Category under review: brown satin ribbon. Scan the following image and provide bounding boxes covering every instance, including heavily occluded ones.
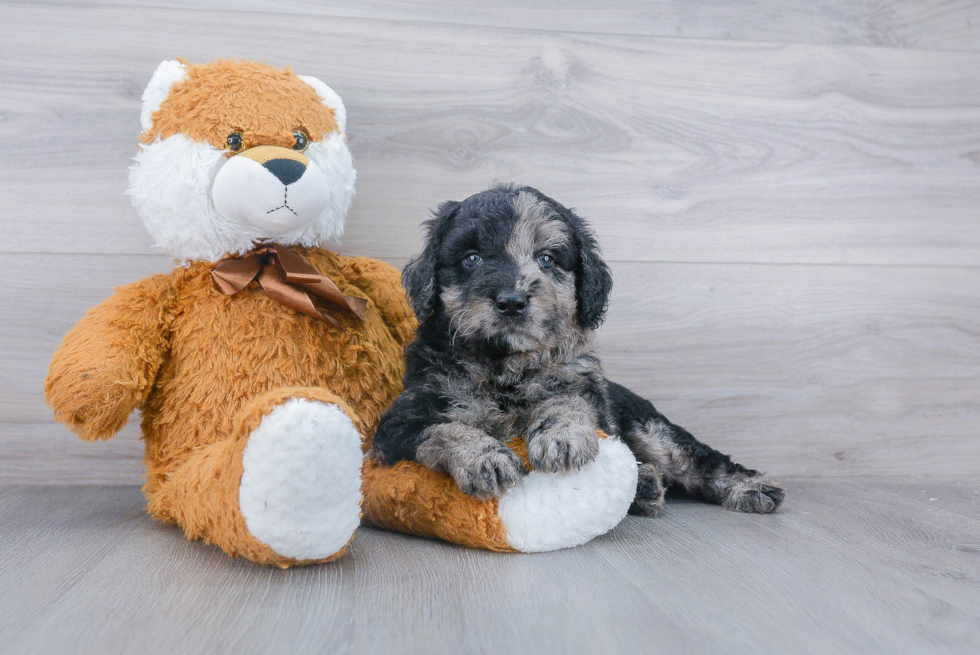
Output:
[211,245,368,327]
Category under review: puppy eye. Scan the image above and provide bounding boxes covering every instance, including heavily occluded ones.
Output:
[292,130,309,152]
[537,253,555,269]
[226,132,244,152]
[462,253,483,268]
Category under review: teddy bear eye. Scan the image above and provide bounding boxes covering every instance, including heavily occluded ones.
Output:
[292,130,309,152]
[226,132,243,152]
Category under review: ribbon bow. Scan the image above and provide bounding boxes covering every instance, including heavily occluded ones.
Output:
[211,245,368,327]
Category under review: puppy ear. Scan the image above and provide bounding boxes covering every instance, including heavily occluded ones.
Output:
[571,212,613,329]
[402,200,460,320]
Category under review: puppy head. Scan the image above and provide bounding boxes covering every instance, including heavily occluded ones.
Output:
[404,184,612,351]
[127,59,355,262]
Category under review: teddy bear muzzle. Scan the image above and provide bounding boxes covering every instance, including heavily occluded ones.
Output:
[211,144,331,234]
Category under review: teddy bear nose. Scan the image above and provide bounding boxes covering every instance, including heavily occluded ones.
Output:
[262,158,307,186]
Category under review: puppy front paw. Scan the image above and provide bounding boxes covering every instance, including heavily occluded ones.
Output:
[449,444,526,500]
[526,420,599,473]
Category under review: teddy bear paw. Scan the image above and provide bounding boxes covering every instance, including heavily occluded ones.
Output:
[497,437,638,552]
[239,398,363,560]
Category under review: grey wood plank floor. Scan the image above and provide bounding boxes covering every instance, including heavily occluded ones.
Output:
[1,478,978,654]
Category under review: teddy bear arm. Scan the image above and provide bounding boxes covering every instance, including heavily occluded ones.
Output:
[45,275,173,442]
[345,256,418,348]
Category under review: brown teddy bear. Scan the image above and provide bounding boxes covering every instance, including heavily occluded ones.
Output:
[45,59,638,567]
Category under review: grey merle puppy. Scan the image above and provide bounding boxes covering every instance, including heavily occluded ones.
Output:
[372,184,784,515]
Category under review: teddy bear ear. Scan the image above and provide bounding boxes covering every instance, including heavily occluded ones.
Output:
[298,75,347,134]
[140,60,188,133]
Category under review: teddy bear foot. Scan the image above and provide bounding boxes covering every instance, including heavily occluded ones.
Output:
[239,398,363,561]
[496,437,638,552]
[362,434,638,553]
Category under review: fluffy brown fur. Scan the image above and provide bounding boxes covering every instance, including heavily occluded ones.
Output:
[141,59,340,150]
[46,249,415,566]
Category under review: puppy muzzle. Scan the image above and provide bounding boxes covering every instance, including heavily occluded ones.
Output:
[211,145,330,235]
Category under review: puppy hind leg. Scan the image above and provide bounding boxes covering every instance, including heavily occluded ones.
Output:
[608,380,784,514]
[645,419,783,513]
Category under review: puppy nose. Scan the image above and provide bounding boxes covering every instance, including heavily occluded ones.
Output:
[262,158,306,186]
[494,291,528,317]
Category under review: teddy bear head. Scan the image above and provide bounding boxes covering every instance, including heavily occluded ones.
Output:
[128,59,356,262]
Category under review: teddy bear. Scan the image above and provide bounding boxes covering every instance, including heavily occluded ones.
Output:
[45,59,638,567]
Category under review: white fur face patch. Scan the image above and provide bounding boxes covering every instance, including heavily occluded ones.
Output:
[127,132,355,262]
[212,153,331,235]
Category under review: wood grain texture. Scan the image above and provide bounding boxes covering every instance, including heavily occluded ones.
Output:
[5,254,978,483]
[2,479,978,654]
[600,262,980,478]
[29,0,980,52]
[1,2,978,483]
[2,3,980,265]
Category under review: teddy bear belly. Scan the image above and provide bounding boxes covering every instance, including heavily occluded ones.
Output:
[139,293,406,490]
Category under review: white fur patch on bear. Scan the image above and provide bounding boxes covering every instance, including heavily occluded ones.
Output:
[304,133,356,240]
[498,437,638,553]
[140,60,187,132]
[239,399,363,561]
[127,132,354,262]
[298,75,347,133]
[211,155,331,234]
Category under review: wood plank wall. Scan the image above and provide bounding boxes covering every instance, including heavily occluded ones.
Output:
[2,1,978,483]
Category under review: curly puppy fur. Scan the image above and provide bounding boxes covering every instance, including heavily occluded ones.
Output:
[372,184,784,514]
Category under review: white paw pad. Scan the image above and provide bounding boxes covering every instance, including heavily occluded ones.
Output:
[239,399,362,560]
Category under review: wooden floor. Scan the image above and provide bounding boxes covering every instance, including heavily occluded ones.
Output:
[2,478,979,654]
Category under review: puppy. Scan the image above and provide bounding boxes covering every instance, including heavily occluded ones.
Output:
[372,184,784,515]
